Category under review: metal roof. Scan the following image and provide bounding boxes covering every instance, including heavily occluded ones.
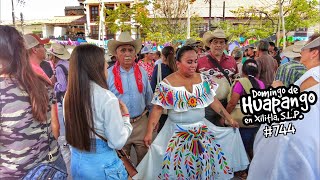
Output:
[44,15,86,25]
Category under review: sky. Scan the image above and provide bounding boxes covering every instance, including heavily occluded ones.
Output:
[0,0,80,22]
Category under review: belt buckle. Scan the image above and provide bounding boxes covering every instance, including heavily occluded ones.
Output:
[130,117,137,123]
[130,115,141,123]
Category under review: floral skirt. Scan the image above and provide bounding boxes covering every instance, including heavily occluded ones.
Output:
[133,119,249,180]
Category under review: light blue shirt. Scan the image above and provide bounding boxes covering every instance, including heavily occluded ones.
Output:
[108,65,153,118]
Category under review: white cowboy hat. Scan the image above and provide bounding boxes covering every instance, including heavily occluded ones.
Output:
[283,41,306,58]
[141,45,157,54]
[301,36,320,50]
[47,43,71,60]
[107,31,142,56]
[203,29,228,47]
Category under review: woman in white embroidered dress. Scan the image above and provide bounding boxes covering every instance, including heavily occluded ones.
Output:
[133,46,249,180]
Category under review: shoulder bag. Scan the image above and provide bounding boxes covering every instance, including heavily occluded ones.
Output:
[227,78,257,128]
[91,129,138,178]
[206,55,231,100]
[55,64,68,103]
[22,118,67,179]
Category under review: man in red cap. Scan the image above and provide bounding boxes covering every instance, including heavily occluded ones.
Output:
[24,34,53,84]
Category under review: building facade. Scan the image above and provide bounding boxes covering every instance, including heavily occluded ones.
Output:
[83,0,146,40]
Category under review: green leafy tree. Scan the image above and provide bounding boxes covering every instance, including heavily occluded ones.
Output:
[105,4,132,32]
[230,0,320,40]
[104,1,151,34]
[104,0,204,43]
[148,0,205,43]
[282,0,320,31]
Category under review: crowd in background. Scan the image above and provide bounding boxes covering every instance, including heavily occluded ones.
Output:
[1,24,319,180]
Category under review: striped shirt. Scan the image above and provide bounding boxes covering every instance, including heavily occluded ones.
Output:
[275,60,306,87]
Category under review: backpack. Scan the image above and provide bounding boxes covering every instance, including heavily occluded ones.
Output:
[56,64,68,103]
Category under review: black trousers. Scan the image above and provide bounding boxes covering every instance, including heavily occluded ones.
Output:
[204,99,228,126]
[157,114,168,133]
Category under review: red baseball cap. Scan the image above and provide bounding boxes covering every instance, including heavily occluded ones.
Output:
[24,33,50,49]
[28,34,50,45]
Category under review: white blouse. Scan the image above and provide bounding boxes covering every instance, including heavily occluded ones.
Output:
[90,82,132,150]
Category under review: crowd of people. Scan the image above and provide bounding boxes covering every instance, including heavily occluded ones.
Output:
[0,24,319,180]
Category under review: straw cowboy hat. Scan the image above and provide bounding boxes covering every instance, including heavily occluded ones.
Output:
[203,29,228,47]
[184,38,201,46]
[47,43,71,60]
[107,31,142,56]
[283,41,306,58]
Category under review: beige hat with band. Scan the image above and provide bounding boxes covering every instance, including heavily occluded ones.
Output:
[107,31,142,56]
[283,41,306,58]
[203,29,228,47]
[47,43,71,60]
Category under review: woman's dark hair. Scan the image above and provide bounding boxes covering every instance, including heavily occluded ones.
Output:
[175,47,180,56]
[242,59,260,89]
[138,53,144,61]
[64,44,107,151]
[176,46,197,62]
[0,25,49,122]
[155,51,161,59]
[308,33,320,60]
[162,46,177,72]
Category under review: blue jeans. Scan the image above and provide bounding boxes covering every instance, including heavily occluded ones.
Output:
[70,139,128,180]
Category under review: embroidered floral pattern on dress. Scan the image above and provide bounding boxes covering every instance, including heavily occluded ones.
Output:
[158,125,232,180]
[187,96,197,107]
[152,77,216,112]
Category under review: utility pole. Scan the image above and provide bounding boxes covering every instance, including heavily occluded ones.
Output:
[280,0,286,49]
[98,0,105,48]
[0,0,2,24]
[222,1,225,21]
[208,0,212,30]
[277,0,286,49]
[187,1,191,39]
[12,0,15,27]
[20,12,24,34]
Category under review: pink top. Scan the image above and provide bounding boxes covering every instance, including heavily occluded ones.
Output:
[138,59,155,81]
[31,61,52,85]
[233,78,265,96]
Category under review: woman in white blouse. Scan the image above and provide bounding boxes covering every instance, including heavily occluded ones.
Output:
[64,44,132,179]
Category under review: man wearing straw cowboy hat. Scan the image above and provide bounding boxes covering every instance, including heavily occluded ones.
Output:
[47,43,72,178]
[107,31,153,165]
[48,43,71,104]
[197,28,238,126]
[273,41,307,88]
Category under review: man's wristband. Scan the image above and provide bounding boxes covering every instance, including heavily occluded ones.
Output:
[122,113,130,117]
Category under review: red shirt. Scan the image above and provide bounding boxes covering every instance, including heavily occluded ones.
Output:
[197,52,238,80]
